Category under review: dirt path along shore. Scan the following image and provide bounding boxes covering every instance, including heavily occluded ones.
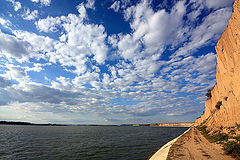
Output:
[167,128,234,160]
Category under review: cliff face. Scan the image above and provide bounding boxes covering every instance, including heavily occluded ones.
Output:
[195,0,240,135]
[155,123,194,127]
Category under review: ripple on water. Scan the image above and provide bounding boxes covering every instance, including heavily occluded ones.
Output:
[0,125,188,160]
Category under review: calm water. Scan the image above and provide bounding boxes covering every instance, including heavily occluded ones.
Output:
[0,125,188,160]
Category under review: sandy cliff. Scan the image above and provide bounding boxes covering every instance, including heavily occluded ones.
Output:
[154,123,194,127]
[195,0,240,135]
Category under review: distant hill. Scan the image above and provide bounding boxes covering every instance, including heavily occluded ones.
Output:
[0,121,58,126]
[132,123,194,127]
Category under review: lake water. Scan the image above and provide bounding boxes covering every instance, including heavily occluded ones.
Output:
[0,125,188,160]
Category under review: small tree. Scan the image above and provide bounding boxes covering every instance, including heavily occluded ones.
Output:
[206,89,212,98]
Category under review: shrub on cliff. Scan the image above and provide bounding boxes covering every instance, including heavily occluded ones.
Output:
[223,141,240,158]
[215,101,222,109]
[206,89,212,98]
[214,133,229,142]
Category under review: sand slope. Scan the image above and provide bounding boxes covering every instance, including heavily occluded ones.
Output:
[167,128,234,160]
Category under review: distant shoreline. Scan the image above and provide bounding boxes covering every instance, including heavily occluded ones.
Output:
[0,121,127,126]
[0,121,194,127]
[0,121,62,126]
[132,122,194,127]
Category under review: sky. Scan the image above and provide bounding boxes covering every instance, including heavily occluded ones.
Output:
[0,0,234,124]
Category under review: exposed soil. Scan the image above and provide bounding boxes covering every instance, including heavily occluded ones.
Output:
[167,128,234,160]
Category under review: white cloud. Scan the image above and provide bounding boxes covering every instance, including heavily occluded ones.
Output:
[110,1,120,12]
[105,0,189,89]
[0,17,11,27]
[35,16,61,32]
[24,64,43,72]
[14,1,21,11]
[30,0,51,6]
[72,72,99,87]
[30,0,39,3]
[205,0,234,10]
[13,30,55,54]
[21,8,38,20]
[76,3,87,19]
[116,0,188,62]
[173,7,232,58]
[7,0,22,11]
[108,34,119,48]
[85,0,95,9]
[0,81,118,119]
[0,76,11,88]
[0,30,31,59]
[134,0,186,54]
[0,29,54,63]
[166,52,217,92]
[110,0,131,13]
[2,63,30,83]
[35,8,108,73]
[117,34,140,60]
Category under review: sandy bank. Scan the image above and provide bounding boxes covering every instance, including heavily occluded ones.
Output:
[149,127,191,160]
[167,128,234,160]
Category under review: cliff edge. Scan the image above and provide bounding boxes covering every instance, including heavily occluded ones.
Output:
[195,0,240,136]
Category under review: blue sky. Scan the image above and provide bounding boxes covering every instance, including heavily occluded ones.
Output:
[0,0,234,124]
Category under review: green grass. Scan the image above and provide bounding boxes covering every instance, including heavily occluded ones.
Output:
[197,125,240,159]
[223,141,240,159]
[196,125,217,142]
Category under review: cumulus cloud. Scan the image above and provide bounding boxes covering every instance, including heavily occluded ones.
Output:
[0,29,54,63]
[110,1,120,12]
[13,30,55,54]
[204,0,234,10]
[0,31,31,59]
[72,72,99,87]
[35,5,108,74]
[117,34,140,60]
[111,0,188,65]
[104,0,189,89]
[21,8,38,20]
[8,83,82,105]
[0,17,12,27]
[35,16,61,32]
[6,0,21,11]
[2,63,30,83]
[30,0,51,6]
[173,7,232,58]
[76,3,87,19]
[165,52,217,93]
[0,80,118,117]
[85,0,95,9]
[0,76,12,88]
[129,0,186,53]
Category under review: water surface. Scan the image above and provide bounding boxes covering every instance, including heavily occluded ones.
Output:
[0,125,188,160]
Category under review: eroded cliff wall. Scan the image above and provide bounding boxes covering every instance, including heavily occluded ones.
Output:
[195,0,240,135]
